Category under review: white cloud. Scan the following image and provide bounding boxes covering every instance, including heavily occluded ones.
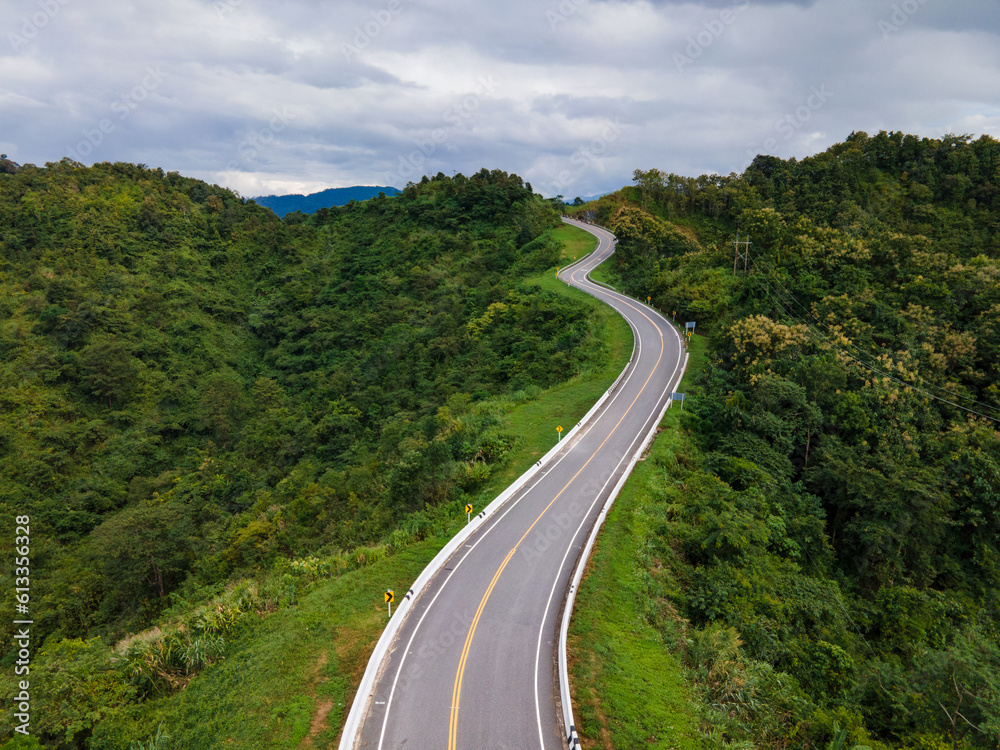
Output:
[0,0,997,196]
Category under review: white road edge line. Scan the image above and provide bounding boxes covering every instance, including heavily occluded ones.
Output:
[554,219,690,750]
[374,335,641,750]
[374,243,647,747]
[375,291,645,748]
[533,298,680,749]
[340,221,640,750]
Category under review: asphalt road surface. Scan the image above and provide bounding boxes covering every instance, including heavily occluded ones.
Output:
[353,218,685,749]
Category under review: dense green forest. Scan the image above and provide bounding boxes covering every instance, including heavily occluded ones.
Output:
[4,131,999,749]
[0,162,607,747]
[572,131,1000,748]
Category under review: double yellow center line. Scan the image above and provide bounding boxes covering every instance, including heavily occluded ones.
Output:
[447,278,667,749]
[448,547,515,747]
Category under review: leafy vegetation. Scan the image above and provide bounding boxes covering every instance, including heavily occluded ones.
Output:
[570,334,709,750]
[571,131,1000,749]
[0,162,626,747]
[4,128,998,749]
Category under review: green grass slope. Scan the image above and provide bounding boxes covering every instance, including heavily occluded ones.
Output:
[0,220,633,749]
[569,132,1000,750]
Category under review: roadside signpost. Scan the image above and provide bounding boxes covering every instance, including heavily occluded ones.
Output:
[385,589,394,617]
[671,392,686,410]
[465,504,473,524]
[556,425,563,442]
[685,321,696,348]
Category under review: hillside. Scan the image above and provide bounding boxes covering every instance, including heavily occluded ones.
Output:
[252,185,402,217]
[570,131,1000,749]
[0,162,619,747]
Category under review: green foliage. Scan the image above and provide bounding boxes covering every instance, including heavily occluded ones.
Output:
[588,132,1000,748]
[78,336,140,407]
[0,163,582,638]
[0,163,626,747]
[20,638,135,748]
[0,737,45,750]
[129,724,168,750]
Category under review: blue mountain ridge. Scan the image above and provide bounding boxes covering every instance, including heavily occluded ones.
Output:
[252,185,401,217]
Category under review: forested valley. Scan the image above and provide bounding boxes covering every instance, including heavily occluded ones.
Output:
[3,131,999,750]
[571,131,1000,749]
[0,162,605,747]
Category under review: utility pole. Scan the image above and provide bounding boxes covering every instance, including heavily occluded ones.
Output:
[734,234,751,275]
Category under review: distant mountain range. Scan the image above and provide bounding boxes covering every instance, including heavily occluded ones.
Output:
[252,185,401,217]
[564,193,609,205]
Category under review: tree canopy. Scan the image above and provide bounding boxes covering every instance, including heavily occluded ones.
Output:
[575,131,1000,749]
[0,162,590,646]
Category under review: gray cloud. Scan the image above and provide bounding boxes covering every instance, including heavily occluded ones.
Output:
[1,0,997,198]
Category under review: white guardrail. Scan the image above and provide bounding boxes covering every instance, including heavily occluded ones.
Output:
[556,218,689,749]
[338,222,688,750]
[558,304,688,749]
[338,256,636,748]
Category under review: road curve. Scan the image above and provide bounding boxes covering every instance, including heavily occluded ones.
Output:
[348,218,686,749]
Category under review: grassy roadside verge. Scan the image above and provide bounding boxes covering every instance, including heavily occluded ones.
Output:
[587,261,617,289]
[552,221,601,266]
[568,333,709,750]
[492,224,634,488]
[89,223,635,750]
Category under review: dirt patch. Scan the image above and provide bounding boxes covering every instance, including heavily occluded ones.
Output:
[301,699,334,747]
[310,650,329,679]
[298,650,333,748]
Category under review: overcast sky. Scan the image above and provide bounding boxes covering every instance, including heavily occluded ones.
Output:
[2,0,999,199]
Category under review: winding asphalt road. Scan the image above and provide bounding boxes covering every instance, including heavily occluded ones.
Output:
[350,219,686,749]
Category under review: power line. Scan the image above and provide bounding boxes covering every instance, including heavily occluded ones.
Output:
[750,256,1000,418]
[749,258,970,391]
[733,234,751,275]
[741,259,1000,424]
[749,263,1000,422]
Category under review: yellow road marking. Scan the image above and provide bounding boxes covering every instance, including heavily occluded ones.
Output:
[448,242,671,748]
[449,547,516,749]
